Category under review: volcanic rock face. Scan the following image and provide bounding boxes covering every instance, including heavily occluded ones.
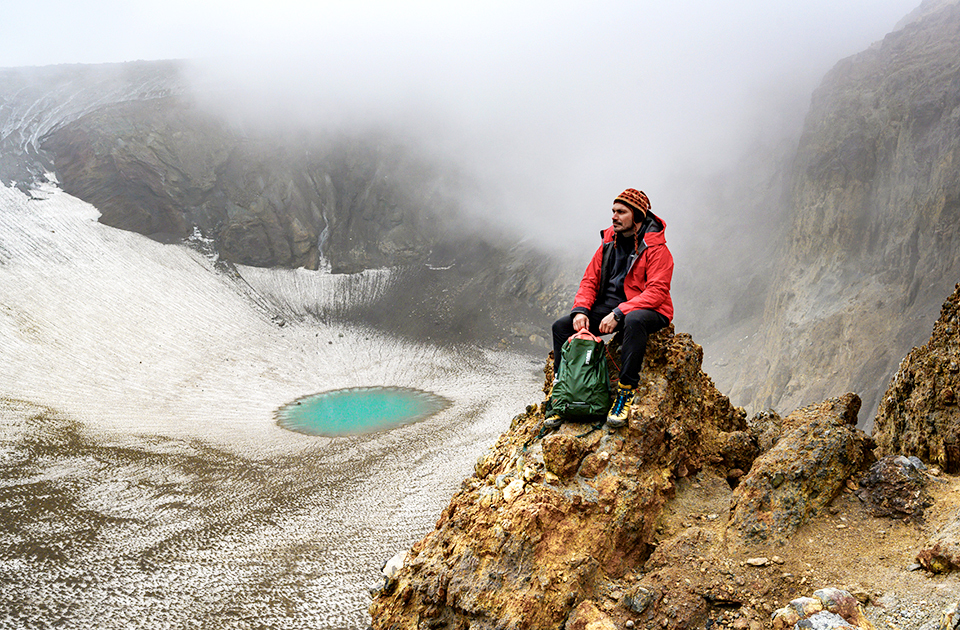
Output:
[40,98,446,272]
[873,284,960,470]
[725,3,960,423]
[369,327,746,629]
[0,62,184,188]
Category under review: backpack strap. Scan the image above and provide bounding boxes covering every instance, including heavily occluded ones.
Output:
[575,420,607,439]
[604,344,621,374]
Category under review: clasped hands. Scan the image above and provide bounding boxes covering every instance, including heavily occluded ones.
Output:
[572,312,619,335]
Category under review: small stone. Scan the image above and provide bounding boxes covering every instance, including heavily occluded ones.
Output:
[771,556,785,564]
[477,485,501,508]
[790,596,823,616]
[622,586,656,614]
[797,611,850,629]
[503,478,526,503]
[849,589,870,604]
[771,607,800,630]
[746,557,770,567]
[907,563,923,571]
[939,602,959,630]
[382,550,408,580]
[813,588,858,618]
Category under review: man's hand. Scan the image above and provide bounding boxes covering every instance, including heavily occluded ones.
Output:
[572,313,589,332]
[599,312,618,334]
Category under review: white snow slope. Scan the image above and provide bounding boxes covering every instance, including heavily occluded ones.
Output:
[0,182,542,629]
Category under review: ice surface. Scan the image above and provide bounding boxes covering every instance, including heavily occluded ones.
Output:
[0,183,542,628]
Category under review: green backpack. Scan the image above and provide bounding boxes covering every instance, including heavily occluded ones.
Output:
[550,330,611,417]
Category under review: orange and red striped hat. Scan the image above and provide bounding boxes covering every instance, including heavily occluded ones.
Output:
[614,188,650,219]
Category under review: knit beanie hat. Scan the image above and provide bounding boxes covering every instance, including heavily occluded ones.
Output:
[614,188,650,219]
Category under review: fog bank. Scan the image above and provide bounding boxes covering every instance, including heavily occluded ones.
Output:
[172,1,922,253]
[1,1,923,251]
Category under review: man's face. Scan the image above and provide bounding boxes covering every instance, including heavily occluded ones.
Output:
[611,202,636,235]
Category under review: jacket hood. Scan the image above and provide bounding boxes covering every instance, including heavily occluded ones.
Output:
[600,211,667,248]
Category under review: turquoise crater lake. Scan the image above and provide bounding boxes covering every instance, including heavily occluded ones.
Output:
[276,387,451,437]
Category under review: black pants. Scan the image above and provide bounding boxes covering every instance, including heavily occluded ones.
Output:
[551,309,669,388]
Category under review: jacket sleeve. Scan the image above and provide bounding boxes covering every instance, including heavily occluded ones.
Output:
[618,243,673,314]
[571,245,604,312]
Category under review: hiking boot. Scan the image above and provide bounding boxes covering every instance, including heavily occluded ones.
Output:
[606,383,636,428]
[544,412,563,429]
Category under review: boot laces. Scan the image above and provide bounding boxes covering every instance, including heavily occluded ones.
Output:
[611,390,630,415]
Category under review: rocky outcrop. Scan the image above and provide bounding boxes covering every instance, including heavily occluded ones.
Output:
[365,287,960,630]
[369,326,747,629]
[873,284,960,469]
[724,3,960,423]
[367,324,888,629]
[727,393,871,545]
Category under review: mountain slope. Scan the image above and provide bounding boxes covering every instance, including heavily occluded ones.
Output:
[723,2,960,425]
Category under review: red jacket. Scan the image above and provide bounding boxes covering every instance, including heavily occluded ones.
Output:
[572,211,674,321]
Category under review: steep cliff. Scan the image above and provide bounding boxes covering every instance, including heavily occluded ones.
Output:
[722,2,960,424]
[0,62,183,188]
[873,283,960,469]
[39,97,451,273]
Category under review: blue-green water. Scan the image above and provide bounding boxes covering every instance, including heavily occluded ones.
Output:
[276,387,450,437]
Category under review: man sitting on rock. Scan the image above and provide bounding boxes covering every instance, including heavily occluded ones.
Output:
[546,188,674,429]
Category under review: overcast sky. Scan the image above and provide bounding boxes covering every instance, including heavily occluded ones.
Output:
[1,0,926,250]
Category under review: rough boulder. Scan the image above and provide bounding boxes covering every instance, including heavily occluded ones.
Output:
[728,393,873,545]
[856,455,933,521]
